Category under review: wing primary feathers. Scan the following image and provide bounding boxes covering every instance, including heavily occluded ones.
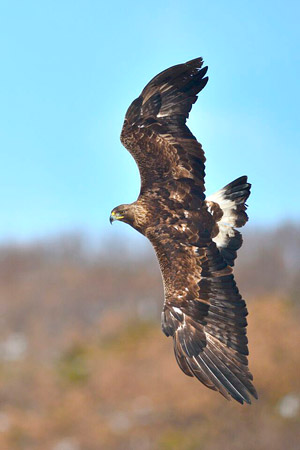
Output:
[200,352,250,404]
[189,355,231,400]
[204,347,253,403]
[207,335,258,397]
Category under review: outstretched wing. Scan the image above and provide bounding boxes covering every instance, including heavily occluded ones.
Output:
[121,57,208,196]
[147,221,257,404]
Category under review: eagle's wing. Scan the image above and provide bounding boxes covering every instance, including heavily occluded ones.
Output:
[146,221,257,404]
[121,57,208,195]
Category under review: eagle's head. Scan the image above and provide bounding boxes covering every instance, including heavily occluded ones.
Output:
[110,204,136,226]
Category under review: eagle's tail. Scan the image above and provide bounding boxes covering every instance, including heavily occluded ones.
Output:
[206,176,251,266]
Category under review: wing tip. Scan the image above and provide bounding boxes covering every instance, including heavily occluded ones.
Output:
[185,56,206,68]
[173,328,258,405]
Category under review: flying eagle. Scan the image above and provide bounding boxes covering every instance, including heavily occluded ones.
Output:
[110,58,257,404]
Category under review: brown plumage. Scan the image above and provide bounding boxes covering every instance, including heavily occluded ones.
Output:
[110,58,257,404]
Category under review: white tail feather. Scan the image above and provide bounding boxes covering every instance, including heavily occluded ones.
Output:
[206,176,251,266]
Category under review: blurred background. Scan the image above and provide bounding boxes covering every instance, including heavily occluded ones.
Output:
[0,1,299,449]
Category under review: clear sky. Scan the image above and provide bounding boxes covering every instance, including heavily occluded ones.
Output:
[0,0,299,243]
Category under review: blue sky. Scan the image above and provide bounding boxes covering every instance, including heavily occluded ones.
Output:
[0,0,299,242]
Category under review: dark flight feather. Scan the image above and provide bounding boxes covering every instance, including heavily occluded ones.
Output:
[118,58,257,404]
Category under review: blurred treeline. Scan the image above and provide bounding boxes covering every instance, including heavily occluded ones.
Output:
[0,222,299,450]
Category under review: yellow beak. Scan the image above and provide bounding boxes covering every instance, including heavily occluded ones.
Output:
[109,211,124,224]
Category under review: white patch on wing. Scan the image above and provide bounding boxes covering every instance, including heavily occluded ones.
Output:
[178,313,186,331]
[157,112,169,118]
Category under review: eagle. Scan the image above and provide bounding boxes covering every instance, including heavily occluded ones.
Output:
[110,57,257,404]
